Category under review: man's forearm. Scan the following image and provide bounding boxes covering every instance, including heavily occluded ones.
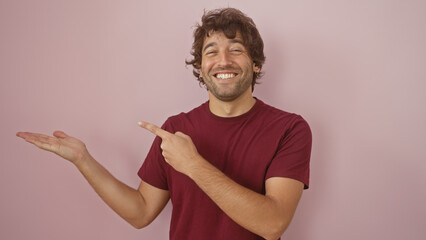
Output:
[187,157,295,240]
[74,155,148,228]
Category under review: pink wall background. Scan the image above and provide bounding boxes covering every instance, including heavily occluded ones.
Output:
[1,0,425,239]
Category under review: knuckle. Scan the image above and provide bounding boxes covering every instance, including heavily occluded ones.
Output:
[163,135,171,141]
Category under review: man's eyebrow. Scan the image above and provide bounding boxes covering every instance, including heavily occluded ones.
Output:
[203,39,245,52]
[203,42,216,52]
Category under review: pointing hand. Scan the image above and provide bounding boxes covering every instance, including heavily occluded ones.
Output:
[138,121,202,175]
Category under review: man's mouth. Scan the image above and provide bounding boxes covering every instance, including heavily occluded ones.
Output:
[214,73,238,79]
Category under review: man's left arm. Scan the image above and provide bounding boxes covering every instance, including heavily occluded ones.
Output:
[189,158,304,240]
[139,121,305,240]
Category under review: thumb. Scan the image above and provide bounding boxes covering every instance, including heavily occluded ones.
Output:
[53,131,68,139]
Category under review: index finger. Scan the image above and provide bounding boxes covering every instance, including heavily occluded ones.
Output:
[138,121,171,139]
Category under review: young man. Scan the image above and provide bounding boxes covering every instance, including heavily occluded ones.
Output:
[16,8,311,240]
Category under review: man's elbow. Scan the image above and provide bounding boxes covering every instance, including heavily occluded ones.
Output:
[262,229,285,240]
[127,217,152,229]
[130,222,146,229]
[261,219,291,240]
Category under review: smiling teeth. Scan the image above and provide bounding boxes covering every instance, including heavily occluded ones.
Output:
[216,73,236,79]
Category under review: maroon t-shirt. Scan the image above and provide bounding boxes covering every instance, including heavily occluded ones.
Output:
[138,99,312,240]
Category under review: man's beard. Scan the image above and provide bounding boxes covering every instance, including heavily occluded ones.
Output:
[204,73,253,102]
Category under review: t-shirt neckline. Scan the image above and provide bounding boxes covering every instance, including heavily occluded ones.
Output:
[202,97,263,122]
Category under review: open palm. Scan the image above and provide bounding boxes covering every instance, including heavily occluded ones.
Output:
[16,131,89,164]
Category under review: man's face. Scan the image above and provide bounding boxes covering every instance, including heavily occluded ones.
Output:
[200,31,259,102]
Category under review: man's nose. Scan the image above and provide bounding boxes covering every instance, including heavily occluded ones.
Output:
[217,51,233,67]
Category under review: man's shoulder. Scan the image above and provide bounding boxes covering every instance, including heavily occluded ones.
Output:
[257,99,301,119]
[162,101,208,130]
[169,101,207,120]
[256,99,310,131]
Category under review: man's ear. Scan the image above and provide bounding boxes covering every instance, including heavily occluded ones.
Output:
[253,64,260,73]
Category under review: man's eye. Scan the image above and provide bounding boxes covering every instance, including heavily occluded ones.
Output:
[231,49,242,53]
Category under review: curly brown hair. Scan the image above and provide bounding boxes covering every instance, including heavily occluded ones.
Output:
[185,8,266,89]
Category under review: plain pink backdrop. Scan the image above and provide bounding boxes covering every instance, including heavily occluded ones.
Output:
[1,0,425,239]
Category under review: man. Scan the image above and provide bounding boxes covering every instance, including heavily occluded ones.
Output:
[16,8,311,240]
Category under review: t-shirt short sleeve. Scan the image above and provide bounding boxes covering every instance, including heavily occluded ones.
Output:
[265,115,312,189]
[137,122,170,190]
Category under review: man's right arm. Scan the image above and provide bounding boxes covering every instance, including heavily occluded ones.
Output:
[16,130,169,228]
[76,155,170,228]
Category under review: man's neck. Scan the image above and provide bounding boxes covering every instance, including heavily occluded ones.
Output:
[208,91,256,118]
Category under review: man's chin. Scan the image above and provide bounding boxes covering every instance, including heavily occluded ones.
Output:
[209,90,240,102]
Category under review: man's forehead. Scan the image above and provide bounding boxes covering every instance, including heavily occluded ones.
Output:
[202,30,244,47]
